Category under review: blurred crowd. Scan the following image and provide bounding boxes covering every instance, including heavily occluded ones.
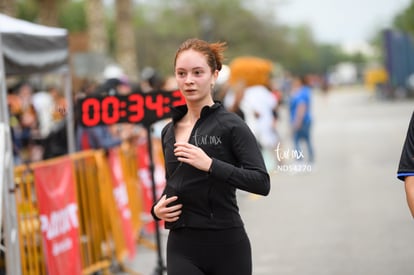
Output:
[6,65,179,165]
[7,60,317,170]
[215,57,316,170]
[7,81,68,164]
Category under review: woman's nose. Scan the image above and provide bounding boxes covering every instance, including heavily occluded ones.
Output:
[185,74,194,84]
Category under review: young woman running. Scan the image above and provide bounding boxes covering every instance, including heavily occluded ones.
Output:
[152,38,271,275]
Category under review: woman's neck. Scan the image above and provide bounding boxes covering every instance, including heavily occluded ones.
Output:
[185,98,214,123]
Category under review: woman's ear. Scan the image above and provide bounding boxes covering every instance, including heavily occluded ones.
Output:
[212,69,219,87]
[213,69,219,79]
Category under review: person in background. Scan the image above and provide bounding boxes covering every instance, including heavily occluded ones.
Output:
[239,82,278,170]
[151,38,270,275]
[289,75,314,164]
[32,86,54,139]
[397,111,414,218]
[223,57,279,170]
[138,67,166,93]
[33,85,68,159]
[8,81,39,164]
[76,122,125,151]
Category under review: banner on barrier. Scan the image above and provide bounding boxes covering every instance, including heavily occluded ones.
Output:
[33,157,82,275]
[108,149,136,259]
[136,138,166,233]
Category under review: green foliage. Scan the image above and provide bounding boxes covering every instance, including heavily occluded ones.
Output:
[393,1,414,36]
[127,0,360,76]
[16,0,38,21]
[16,0,86,31]
[15,0,377,76]
[368,1,414,64]
[58,1,87,32]
[132,0,300,75]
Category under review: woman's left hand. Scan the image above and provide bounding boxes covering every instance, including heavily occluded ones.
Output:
[174,142,212,172]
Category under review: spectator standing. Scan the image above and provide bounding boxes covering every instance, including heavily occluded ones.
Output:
[224,57,279,170]
[289,75,314,164]
[8,82,39,164]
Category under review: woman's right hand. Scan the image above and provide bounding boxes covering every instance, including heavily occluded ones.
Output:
[153,195,183,222]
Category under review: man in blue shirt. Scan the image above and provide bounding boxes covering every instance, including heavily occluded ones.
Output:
[289,75,314,163]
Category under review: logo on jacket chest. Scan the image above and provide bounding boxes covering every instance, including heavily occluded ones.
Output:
[193,133,222,146]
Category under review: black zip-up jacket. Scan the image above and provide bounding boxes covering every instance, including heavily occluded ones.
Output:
[153,102,270,230]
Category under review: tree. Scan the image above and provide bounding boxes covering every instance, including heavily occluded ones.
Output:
[115,0,138,81]
[132,0,293,76]
[11,0,355,78]
[58,1,87,32]
[86,0,108,54]
[38,0,59,26]
[393,1,414,37]
[16,0,37,21]
[0,0,16,16]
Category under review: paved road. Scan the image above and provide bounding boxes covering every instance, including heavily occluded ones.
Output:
[123,86,414,275]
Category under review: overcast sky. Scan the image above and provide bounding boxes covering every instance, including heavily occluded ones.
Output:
[274,0,411,45]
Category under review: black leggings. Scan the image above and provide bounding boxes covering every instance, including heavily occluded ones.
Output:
[166,227,252,275]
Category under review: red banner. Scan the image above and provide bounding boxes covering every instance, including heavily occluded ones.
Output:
[136,137,166,233]
[33,157,82,275]
[108,149,136,259]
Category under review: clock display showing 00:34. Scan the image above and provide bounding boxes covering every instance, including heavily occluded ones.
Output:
[78,90,186,127]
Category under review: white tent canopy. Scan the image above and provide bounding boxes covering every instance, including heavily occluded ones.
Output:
[0,13,66,35]
[0,13,69,75]
[0,14,73,274]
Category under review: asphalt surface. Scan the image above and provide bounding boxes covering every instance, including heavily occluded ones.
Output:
[121,86,414,275]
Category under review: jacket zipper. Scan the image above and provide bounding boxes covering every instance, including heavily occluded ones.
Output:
[169,120,200,191]
[174,111,215,219]
[194,125,214,219]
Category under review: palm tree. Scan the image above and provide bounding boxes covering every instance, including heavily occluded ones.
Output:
[115,0,138,81]
[86,0,108,54]
[38,0,59,26]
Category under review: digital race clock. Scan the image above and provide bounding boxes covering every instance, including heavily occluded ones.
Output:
[77,90,186,127]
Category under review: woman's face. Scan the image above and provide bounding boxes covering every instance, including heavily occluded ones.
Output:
[175,49,218,104]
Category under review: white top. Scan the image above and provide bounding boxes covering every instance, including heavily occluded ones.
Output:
[240,85,278,148]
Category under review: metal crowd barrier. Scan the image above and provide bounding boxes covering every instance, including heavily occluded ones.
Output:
[71,150,113,274]
[14,165,46,275]
[117,143,144,241]
[9,140,156,275]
